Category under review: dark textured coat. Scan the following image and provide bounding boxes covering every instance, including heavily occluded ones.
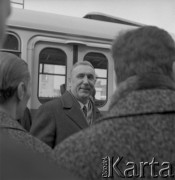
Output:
[30,91,101,148]
[0,111,52,158]
[54,89,175,180]
[0,114,80,180]
[17,107,32,131]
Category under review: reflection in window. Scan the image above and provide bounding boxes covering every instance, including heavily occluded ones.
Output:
[84,52,108,107]
[38,48,67,103]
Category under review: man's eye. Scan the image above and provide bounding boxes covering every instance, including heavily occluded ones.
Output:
[88,75,94,80]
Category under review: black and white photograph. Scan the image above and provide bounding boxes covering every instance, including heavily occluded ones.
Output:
[1,0,175,179]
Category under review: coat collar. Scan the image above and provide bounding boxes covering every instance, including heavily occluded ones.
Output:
[109,89,175,118]
[60,91,77,109]
[0,111,26,132]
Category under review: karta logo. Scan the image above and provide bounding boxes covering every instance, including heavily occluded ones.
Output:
[102,156,175,178]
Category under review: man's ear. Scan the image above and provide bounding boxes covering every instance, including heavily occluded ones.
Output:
[16,82,25,101]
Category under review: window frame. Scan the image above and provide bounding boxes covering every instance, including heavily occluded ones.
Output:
[1,31,21,57]
[37,47,67,103]
[84,51,108,107]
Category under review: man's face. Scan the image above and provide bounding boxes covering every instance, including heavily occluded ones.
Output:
[0,0,11,48]
[70,65,96,104]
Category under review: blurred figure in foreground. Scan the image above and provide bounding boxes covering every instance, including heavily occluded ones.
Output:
[0,2,80,178]
[0,131,80,180]
[54,26,175,180]
[0,0,48,153]
[0,52,52,156]
[0,0,11,48]
[0,52,80,180]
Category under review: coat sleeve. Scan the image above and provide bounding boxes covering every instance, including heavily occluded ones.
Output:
[30,103,56,148]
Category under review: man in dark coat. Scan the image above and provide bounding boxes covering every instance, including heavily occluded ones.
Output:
[54,26,175,180]
[30,61,101,148]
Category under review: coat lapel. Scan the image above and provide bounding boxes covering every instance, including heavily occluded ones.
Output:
[89,97,101,123]
[61,91,88,129]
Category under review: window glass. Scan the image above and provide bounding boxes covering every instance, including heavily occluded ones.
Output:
[12,0,24,3]
[3,34,19,50]
[95,68,107,78]
[38,48,67,103]
[43,64,65,74]
[84,52,108,107]
[39,75,65,97]
[95,78,107,100]
[1,33,21,57]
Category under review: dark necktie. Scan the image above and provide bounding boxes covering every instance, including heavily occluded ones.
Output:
[82,105,87,117]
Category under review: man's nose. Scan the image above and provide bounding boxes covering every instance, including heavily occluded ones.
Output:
[83,76,89,84]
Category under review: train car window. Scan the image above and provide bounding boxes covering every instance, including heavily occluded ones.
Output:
[1,32,21,57]
[38,48,67,103]
[84,52,108,107]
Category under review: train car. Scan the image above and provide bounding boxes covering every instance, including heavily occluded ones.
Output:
[2,8,140,115]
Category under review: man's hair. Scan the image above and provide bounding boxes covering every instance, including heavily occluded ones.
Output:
[72,61,94,71]
[112,26,175,84]
[0,52,30,103]
[71,61,95,76]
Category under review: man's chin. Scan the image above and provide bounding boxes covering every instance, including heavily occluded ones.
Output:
[79,93,90,99]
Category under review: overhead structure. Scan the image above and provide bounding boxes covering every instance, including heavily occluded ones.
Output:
[11,0,25,9]
[83,12,145,27]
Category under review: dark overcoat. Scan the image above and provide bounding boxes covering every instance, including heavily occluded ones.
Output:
[0,112,80,180]
[30,91,101,148]
[0,111,52,157]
